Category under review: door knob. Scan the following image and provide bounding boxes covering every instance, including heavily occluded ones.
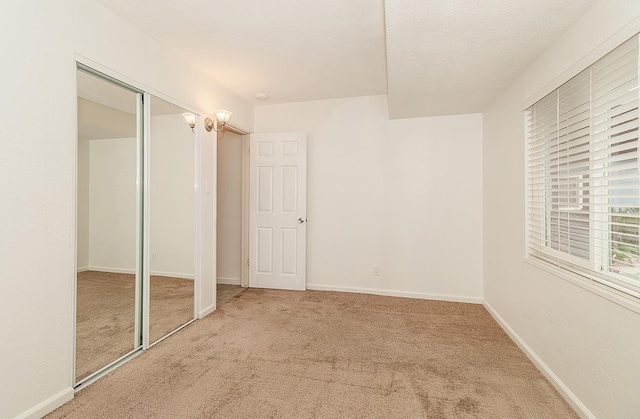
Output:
[297,218,307,224]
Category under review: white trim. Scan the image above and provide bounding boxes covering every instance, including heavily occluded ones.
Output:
[483,301,595,419]
[199,303,216,319]
[14,388,74,419]
[241,134,250,288]
[522,111,530,260]
[306,284,482,304]
[72,58,79,387]
[217,276,242,285]
[522,16,640,110]
[524,257,640,314]
[76,266,89,273]
[150,271,195,280]
[193,113,202,324]
[211,115,218,315]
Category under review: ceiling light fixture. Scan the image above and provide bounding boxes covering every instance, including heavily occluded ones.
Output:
[182,113,196,133]
[205,109,233,133]
[256,93,270,101]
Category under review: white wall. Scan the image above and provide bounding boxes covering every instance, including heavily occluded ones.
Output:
[150,113,195,278]
[482,1,640,417]
[255,95,483,301]
[0,0,251,417]
[216,132,243,284]
[77,139,90,270]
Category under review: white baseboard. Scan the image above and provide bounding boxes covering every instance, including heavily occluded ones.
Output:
[306,283,482,304]
[151,271,194,280]
[217,277,241,285]
[76,266,89,273]
[15,387,73,419]
[199,303,216,319]
[483,301,594,419]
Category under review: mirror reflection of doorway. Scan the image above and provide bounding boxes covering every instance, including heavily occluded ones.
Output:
[75,68,143,383]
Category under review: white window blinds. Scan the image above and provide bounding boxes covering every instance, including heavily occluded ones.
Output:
[526,35,640,298]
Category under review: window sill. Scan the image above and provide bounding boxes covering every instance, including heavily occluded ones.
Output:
[523,257,640,314]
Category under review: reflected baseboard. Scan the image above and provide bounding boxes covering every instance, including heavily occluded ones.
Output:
[151,271,194,280]
[85,266,136,275]
[217,277,241,285]
[78,266,194,280]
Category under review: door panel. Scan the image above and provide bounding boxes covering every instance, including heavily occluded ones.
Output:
[249,133,307,290]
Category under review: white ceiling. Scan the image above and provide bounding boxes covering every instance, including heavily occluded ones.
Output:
[97,0,597,118]
[385,0,598,118]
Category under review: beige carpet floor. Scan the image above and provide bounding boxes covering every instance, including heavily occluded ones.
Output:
[149,275,194,344]
[217,284,246,305]
[55,289,576,418]
[76,271,194,382]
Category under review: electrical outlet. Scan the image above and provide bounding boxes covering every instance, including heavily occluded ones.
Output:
[152,253,157,261]
[373,265,380,276]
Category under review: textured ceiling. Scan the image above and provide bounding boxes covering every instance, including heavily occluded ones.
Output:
[97,0,597,118]
[384,0,598,118]
[97,0,388,106]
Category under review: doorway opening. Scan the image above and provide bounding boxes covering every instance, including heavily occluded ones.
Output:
[216,131,249,305]
[215,131,308,300]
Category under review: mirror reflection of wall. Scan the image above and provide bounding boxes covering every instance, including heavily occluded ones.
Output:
[149,97,196,344]
[76,69,142,383]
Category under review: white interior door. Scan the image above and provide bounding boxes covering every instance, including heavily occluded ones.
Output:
[249,133,307,290]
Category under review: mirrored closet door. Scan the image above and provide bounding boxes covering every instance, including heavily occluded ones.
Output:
[75,66,198,385]
[148,96,196,344]
[75,67,143,383]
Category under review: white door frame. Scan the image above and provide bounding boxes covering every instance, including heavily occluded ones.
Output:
[241,134,250,287]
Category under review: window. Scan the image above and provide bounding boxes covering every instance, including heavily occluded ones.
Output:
[526,35,640,298]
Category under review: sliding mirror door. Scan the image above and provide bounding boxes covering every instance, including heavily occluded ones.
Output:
[76,68,143,383]
[148,96,196,344]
